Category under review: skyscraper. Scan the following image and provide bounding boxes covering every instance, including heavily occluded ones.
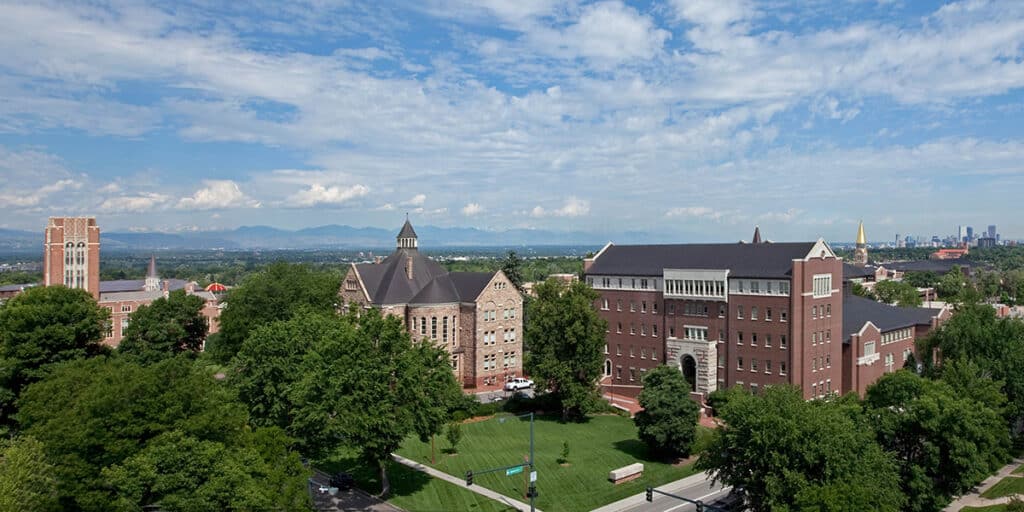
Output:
[989,225,997,239]
[43,217,100,299]
[967,226,974,241]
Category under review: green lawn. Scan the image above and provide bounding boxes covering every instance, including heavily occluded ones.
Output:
[319,452,517,512]
[397,414,703,512]
[982,476,1024,499]
[961,505,1008,512]
[1014,464,1024,475]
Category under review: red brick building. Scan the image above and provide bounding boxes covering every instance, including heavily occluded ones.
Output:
[338,220,523,391]
[43,217,100,299]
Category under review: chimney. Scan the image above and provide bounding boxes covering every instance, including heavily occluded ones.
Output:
[406,256,413,279]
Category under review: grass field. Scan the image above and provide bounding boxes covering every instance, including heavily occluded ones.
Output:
[961,505,1009,512]
[981,476,1024,499]
[1015,464,1024,475]
[396,413,704,512]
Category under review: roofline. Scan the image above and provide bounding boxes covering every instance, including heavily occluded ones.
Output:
[589,241,614,262]
[349,263,372,303]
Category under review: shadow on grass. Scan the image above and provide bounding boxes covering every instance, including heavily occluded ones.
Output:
[611,439,678,464]
[316,452,431,499]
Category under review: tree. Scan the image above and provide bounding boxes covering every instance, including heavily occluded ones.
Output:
[0,286,108,425]
[696,386,904,512]
[501,251,525,291]
[851,281,874,299]
[873,279,923,307]
[524,279,607,421]
[634,366,701,459]
[0,436,58,512]
[16,356,309,510]
[117,290,208,364]
[865,370,1010,512]
[903,271,939,289]
[210,262,340,362]
[559,441,570,464]
[236,308,461,498]
[446,422,462,454]
[937,265,968,301]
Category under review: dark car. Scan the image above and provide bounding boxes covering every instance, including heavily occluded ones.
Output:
[329,472,355,491]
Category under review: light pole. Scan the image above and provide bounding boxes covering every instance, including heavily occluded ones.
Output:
[499,412,535,512]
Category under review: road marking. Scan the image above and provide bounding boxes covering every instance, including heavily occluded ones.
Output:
[662,488,731,512]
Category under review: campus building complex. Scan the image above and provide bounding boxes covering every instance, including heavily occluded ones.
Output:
[584,227,948,401]
[338,220,523,391]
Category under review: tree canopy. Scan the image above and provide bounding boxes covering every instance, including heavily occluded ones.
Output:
[16,356,308,511]
[0,286,108,425]
[500,251,524,291]
[117,289,207,364]
[873,279,923,307]
[232,307,461,498]
[634,365,701,459]
[865,370,1010,512]
[0,436,58,512]
[524,278,607,421]
[696,386,904,512]
[211,262,340,362]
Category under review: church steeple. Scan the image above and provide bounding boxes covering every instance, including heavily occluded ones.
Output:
[397,216,418,250]
[853,220,868,267]
[144,255,160,291]
[752,226,762,244]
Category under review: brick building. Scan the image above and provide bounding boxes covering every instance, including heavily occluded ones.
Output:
[584,227,949,401]
[338,220,523,391]
[43,216,100,299]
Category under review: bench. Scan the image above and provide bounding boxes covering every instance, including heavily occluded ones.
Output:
[608,463,644,484]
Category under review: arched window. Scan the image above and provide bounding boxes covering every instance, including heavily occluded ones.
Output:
[604,359,612,377]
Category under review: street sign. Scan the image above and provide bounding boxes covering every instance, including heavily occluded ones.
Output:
[530,471,537,483]
[506,466,524,476]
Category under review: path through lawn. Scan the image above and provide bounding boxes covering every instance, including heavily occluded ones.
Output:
[397,414,702,512]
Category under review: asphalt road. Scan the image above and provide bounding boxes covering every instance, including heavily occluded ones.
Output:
[614,475,739,512]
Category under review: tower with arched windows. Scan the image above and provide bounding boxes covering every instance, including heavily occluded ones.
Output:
[43,217,100,299]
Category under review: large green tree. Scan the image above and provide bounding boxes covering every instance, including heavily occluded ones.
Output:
[0,436,58,512]
[873,279,923,307]
[501,250,524,291]
[17,356,308,510]
[0,286,108,424]
[233,308,460,498]
[211,262,340,362]
[937,265,969,300]
[524,279,607,421]
[634,365,700,459]
[865,369,1010,512]
[697,386,904,512]
[117,290,207,364]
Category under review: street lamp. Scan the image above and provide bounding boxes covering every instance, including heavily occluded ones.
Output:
[499,412,536,512]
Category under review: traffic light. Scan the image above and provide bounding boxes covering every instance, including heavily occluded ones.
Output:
[465,471,473,486]
[646,487,653,502]
[527,485,538,499]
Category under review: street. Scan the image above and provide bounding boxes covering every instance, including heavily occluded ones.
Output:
[594,471,740,512]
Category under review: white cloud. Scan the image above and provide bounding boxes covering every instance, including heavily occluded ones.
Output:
[286,183,369,207]
[177,180,261,210]
[532,197,590,217]
[99,192,172,213]
[0,179,79,207]
[461,202,483,216]
[404,194,427,206]
[665,206,727,220]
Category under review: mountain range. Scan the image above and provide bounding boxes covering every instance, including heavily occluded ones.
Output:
[0,225,662,251]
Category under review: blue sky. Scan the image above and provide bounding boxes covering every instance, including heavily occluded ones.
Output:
[1,0,1023,242]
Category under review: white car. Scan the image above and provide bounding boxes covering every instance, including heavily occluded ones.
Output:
[504,377,534,391]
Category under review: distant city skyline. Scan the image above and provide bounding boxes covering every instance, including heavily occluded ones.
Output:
[1,1,1023,242]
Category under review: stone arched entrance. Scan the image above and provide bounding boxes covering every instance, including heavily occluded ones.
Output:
[681,354,697,392]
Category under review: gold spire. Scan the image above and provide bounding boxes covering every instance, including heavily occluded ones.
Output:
[856,220,866,246]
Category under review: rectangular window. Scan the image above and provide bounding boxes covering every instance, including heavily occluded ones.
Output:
[719,305,726,318]
[751,333,758,346]
[431,317,437,339]
[668,303,675,314]
[652,302,658,314]
[616,322,622,334]
[641,300,647,313]
[630,301,636,312]
[780,361,788,375]
[641,347,647,359]
[813,274,832,298]
[630,345,635,357]
[737,306,744,320]
[780,281,790,295]
[121,304,132,312]
[781,309,788,322]
[781,334,788,349]
[737,331,744,344]
[864,341,876,357]
[669,326,675,337]
[750,281,760,293]
[652,324,658,337]
[652,348,658,360]
[443,317,449,343]
[765,360,772,373]
[616,344,622,356]
[751,307,758,320]
[765,308,772,321]
[617,300,622,311]
[765,334,772,347]
[826,304,832,317]
[737,356,744,370]
[751,358,759,372]
[718,354,725,367]
[630,323,636,335]
[641,324,646,336]
[640,279,648,289]
[812,306,818,319]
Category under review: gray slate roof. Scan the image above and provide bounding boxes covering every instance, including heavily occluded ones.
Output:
[397,219,417,239]
[99,279,189,293]
[881,259,970,274]
[842,294,940,343]
[586,242,816,279]
[0,283,36,292]
[356,249,449,304]
[843,263,876,280]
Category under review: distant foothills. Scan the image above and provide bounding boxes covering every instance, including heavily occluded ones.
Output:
[0,224,642,251]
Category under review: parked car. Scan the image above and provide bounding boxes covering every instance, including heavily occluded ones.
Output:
[504,377,534,391]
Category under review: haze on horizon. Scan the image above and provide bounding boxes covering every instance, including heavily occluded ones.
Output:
[1,0,1023,242]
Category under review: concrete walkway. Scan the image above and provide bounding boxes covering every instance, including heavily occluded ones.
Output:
[391,454,541,512]
[944,457,1024,511]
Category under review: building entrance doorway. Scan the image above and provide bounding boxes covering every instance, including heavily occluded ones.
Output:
[681,355,697,392]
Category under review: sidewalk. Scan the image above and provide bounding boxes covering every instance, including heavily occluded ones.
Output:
[590,470,723,512]
[391,453,542,512]
[943,457,1024,511]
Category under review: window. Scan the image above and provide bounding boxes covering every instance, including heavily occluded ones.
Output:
[737,331,744,344]
[652,324,658,337]
[737,306,744,320]
[104,321,113,338]
[864,341,876,357]
[751,358,759,372]
[826,330,831,342]
[641,300,647,313]
[751,333,758,346]
[812,306,817,319]
[641,324,646,336]
[780,334,788,349]
[630,323,636,335]
[765,334,772,347]
[885,353,895,372]
[640,279,648,289]
[652,302,658,314]
[616,344,622,356]
[601,299,609,310]
[630,345,635,357]
[641,347,647,359]
[605,344,609,354]
[718,329,724,342]
[616,366,622,379]
[616,322,622,334]
[750,281,760,293]
[719,305,726,318]
[443,317,449,343]
[420,317,427,336]
[652,347,658,360]
[668,303,675,315]
[452,356,458,370]
[751,307,758,320]
[751,383,759,394]
[431,317,437,339]
[630,301,636,312]
[781,309,788,322]
[629,368,637,381]
[825,354,831,367]
[826,304,832,317]
[669,326,675,337]
[813,274,832,298]
[121,304,132,313]
[780,361,788,375]
[765,308,772,321]
[718,354,725,367]
[121,318,130,336]
[766,281,773,294]
[617,300,622,311]
[780,281,790,294]
[765,360,772,373]
[737,356,744,370]
[685,326,708,341]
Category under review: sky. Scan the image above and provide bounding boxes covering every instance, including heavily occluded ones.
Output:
[0,0,1023,243]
